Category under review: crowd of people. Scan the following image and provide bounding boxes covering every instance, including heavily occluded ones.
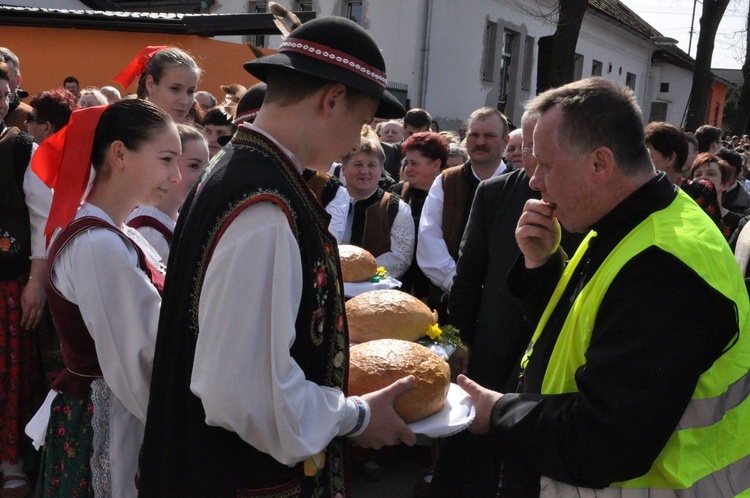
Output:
[1,12,749,498]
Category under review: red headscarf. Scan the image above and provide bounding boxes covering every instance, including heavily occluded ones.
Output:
[113,45,169,89]
[31,105,109,245]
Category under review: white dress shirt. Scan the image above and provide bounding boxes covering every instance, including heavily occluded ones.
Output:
[125,205,176,264]
[417,161,507,293]
[189,125,365,466]
[50,203,162,497]
[325,185,350,244]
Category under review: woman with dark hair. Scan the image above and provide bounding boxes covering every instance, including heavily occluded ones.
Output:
[691,152,741,239]
[30,99,180,497]
[201,106,235,158]
[126,124,209,262]
[390,131,449,299]
[26,88,79,144]
[114,46,201,123]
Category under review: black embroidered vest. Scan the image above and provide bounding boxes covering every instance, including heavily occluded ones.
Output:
[139,127,350,498]
[0,126,34,279]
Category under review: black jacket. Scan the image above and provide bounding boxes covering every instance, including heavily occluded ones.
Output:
[494,174,738,496]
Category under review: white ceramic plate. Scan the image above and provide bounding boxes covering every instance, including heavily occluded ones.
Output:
[408,383,476,438]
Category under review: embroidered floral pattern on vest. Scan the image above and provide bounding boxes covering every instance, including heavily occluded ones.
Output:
[0,230,20,254]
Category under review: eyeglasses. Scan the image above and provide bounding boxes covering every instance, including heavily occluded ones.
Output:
[25,113,44,124]
[0,92,12,103]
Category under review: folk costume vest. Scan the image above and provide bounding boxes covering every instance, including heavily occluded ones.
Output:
[395,182,430,299]
[348,188,400,258]
[46,217,164,399]
[139,126,350,498]
[440,162,480,261]
[0,126,34,279]
[523,190,750,497]
[303,169,341,208]
[398,181,427,222]
[126,214,173,246]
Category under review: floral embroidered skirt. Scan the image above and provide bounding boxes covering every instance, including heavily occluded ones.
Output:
[0,273,39,464]
[35,392,95,498]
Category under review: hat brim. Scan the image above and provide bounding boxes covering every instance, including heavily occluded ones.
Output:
[244,52,405,119]
[217,134,232,147]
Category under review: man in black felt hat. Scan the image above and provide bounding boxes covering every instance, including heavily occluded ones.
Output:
[139,16,413,497]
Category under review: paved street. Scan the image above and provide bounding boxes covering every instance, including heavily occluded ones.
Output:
[351,441,434,497]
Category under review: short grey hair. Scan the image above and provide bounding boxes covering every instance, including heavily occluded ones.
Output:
[525,77,651,176]
[449,143,469,162]
[0,47,19,75]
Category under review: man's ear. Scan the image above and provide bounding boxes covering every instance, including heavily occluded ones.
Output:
[320,83,348,117]
[590,146,615,184]
[667,151,677,170]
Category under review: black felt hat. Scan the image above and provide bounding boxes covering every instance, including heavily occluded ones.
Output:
[217,82,268,146]
[244,16,404,119]
[233,82,267,126]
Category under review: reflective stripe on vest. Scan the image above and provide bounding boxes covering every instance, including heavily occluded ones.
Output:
[525,190,750,496]
[540,455,750,497]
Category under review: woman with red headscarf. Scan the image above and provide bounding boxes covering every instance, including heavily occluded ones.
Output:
[31,99,179,497]
[114,46,201,124]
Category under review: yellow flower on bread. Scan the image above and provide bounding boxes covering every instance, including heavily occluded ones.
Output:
[376,266,387,278]
[426,323,442,341]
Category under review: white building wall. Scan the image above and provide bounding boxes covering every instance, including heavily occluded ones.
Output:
[422,0,557,130]
[651,62,692,126]
[575,13,651,102]
[203,0,691,131]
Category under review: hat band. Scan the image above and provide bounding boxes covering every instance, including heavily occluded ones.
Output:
[279,37,387,88]
[234,108,259,125]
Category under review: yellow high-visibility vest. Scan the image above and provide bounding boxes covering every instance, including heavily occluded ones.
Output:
[523,190,750,497]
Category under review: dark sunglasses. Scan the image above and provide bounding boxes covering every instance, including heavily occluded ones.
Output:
[25,113,45,124]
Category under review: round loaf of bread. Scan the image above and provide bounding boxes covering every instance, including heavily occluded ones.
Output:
[339,245,377,282]
[349,339,451,423]
[346,289,439,343]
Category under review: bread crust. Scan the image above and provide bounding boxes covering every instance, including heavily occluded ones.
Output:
[339,245,377,282]
[349,339,451,423]
[346,289,439,343]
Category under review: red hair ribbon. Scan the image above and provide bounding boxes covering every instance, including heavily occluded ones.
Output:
[113,45,169,89]
[31,105,109,245]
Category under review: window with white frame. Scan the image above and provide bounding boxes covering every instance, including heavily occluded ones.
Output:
[591,59,603,76]
[521,35,534,91]
[573,53,583,81]
[649,102,668,122]
[482,21,498,82]
[626,72,636,90]
[497,29,516,112]
[347,2,363,24]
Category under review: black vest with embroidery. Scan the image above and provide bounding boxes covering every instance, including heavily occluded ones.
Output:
[0,126,34,279]
[139,127,350,498]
